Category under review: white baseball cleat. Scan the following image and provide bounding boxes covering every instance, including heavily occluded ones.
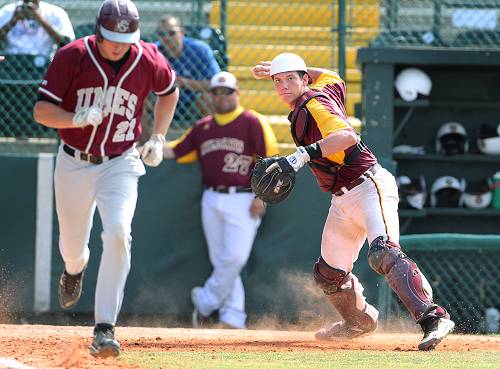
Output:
[418,317,455,351]
[191,287,210,328]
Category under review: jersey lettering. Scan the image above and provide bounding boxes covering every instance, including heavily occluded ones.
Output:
[200,137,244,156]
[222,153,253,175]
[112,118,137,142]
[74,86,138,118]
[75,86,139,143]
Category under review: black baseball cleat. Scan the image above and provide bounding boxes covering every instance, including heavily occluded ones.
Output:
[58,269,85,309]
[315,320,378,341]
[418,317,455,351]
[90,323,121,358]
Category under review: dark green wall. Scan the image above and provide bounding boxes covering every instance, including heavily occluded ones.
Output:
[2,156,380,321]
[0,156,37,313]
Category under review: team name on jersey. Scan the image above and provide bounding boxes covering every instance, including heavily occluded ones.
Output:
[200,137,245,156]
[75,86,138,120]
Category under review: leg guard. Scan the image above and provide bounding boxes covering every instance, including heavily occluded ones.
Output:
[367,236,444,322]
[313,257,378,331]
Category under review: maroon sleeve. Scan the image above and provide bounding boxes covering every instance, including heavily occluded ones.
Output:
[151,44,176,95]
[38,45,79,104]
[172,126,196,158]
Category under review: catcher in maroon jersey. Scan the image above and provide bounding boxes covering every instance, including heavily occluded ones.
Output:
[33,0,178,358]
[252,53,454,351]
[163,71,278,329]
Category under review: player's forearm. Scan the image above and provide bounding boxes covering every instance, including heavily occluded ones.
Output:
[152,88,179,136]
[317,129,358,157]
[179,77,210,92]
[36,16,67,45]
[33,100,77,129]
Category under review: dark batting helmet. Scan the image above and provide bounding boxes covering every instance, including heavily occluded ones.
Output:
[96,0,140,44]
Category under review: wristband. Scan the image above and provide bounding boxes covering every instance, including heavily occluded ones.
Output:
[304,142,323,160]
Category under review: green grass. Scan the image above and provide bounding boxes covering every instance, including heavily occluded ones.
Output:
[122,350,500,369]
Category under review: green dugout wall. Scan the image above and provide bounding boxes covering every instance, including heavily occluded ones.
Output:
[0,154,380,322]
[2,154,499,332]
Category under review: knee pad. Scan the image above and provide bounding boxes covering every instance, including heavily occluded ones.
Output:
[367,236,404,275]
[313,256,349,295]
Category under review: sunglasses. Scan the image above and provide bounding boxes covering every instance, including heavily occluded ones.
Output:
[157,29,179,37]
[211,87,235,96]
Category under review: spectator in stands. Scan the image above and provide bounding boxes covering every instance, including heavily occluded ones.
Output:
[155,15,220,124]
[0,0,75,57]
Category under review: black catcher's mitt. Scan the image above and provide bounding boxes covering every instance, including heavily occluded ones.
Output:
[251,157,296,204]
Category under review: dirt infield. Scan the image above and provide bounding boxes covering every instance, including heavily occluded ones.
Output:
[0,324,499,369]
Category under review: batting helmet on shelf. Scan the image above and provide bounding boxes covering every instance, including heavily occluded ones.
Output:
[435,121,469,155]
[430,175,466,208]
[96,0,140,44]
[477,123,500,155]
[396,175,427,210]
[461,177,493,209]
[394,68,432,102]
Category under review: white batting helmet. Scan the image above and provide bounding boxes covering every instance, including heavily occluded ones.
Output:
[435,121,469,155]
[477,123,500,155]
[394,68,432,102]
[461,177,493,209]
[396,175,427,210]
[270,53,308,76]
[430,175,466,208]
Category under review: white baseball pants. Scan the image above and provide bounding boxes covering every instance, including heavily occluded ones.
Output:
[320,166,399,315]
[194,190,261,329]
[54,143,145,325]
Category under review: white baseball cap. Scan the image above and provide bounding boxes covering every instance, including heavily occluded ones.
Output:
[210,71,238,90]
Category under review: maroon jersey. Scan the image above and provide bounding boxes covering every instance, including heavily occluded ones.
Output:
[289,71,377,193]
[172,107,278,187]
[38,36,176,156]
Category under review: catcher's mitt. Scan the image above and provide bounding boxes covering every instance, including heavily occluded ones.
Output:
[251,157,296,204]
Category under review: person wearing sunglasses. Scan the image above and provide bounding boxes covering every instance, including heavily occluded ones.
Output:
[163,71,278,329]
[154,15,220,125]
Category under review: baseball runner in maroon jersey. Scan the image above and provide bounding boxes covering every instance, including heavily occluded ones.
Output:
[33,0,178,357]
[252,53,454,350]
[163,71,278,329]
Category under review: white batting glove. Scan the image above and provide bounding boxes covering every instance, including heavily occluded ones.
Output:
[72,106,103,128]
[141,133,166,167]
[265,146,310,174]
[285,146,310,172]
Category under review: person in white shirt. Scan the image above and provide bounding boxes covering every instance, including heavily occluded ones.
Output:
[0,0,74,57]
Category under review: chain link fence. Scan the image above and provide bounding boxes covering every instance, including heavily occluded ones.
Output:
[1,0,500,154]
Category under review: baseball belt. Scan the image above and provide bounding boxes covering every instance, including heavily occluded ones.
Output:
[63,144,119,165]
[334,163,380,196]
[205,185,253,194]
